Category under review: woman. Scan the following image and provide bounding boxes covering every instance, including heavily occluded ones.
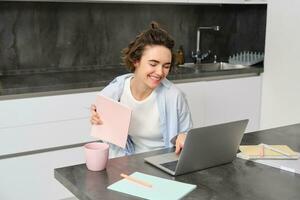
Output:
[90,22,193,157]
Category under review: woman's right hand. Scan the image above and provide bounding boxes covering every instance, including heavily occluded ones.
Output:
[90,104,102,125]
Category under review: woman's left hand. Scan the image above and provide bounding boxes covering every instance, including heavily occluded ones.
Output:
[175,133,186,155]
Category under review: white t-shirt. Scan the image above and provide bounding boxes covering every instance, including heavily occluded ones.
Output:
[120,77,164,153]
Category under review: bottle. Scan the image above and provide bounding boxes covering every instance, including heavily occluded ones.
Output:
[177,46,185,65]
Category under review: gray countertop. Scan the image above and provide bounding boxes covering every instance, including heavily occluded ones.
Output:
[55,123,300,200]
[0,65,263,99]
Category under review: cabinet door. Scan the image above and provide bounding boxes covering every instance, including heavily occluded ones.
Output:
[203,76,261,132]
[188,0,267,4]
[176,76,261,132]
[176,81,206,128]
[0,147,84,200]
[188,0,244,4]
[103,0,187,2]
[244,0,267,4]
[0,92,98,156]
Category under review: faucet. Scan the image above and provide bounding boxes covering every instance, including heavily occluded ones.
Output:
[192,26,220,64]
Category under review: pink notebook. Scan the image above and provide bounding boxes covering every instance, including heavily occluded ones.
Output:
[90,95,132,148]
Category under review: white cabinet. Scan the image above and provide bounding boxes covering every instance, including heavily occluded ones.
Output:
[0,147,84,200]
[0,92,94,200]
[203,76,261,132]
[244,0,267,4]
[0,91,98,156]
[188,0,267,4]
[0,75,261,200]
[0,76,261,157]
[188,0,243,3]
[36,0,188,3]
[95,0,188,2]
[176,76,262,133]
[18,0,266,3]
[176,81,206,128]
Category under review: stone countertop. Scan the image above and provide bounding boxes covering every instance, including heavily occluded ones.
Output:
[54,123,300,200]
[0,65,263,99]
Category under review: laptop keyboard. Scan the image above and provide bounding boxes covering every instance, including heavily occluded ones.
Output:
[160,160,178,172]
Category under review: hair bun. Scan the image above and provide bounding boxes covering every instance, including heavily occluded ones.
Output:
[150,21,159,29]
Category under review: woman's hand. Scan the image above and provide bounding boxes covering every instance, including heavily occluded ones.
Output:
[90,104,102,125]
[175,133,186,155]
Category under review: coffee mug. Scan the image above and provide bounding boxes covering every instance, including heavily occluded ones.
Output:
[84,142,109,171]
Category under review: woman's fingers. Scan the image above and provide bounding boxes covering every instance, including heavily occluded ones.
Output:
[175,141,182,154]
[90,104,102,125]
[175,133,186,155]
[90,104,97,114]
[90,116,102,125]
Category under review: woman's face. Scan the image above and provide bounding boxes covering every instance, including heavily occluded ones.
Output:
[133,45,172,90]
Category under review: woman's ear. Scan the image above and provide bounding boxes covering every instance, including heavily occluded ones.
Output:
[133,60,140,69]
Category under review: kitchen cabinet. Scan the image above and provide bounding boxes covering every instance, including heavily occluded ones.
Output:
[110,0,187,2]
[0,92,98,156]
[203,76,261,132]
[0,75,261,200]
[12,0,189,3]
[188,0,267,4]
[176,81,206,128]
[0,76,261,157]
[2,0,267,3]
[244,0,267,4]
[0,147,84,200]
[176,76,262,132]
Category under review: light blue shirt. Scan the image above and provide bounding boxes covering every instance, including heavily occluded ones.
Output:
[100,73,193,156]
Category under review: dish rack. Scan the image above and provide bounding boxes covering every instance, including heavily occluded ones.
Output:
[228,51,264,66]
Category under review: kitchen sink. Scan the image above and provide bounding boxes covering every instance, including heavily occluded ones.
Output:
[169,66,196,75]
[178,62,250,72]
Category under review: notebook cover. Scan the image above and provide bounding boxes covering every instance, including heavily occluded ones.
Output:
[90,95,132,148]
[107,172,197,200]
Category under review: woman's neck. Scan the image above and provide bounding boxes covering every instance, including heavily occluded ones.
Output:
[130,77,153,101]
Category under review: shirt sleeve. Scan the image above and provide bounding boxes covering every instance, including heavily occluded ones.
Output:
[177,92,193,134]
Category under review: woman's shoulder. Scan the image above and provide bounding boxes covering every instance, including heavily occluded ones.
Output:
[110,73,133,84]
[100,73,133,99]
[161,78,185,98]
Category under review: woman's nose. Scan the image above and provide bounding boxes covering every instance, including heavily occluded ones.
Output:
[155,66,163,75]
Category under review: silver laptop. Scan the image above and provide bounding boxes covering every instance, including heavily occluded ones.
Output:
[144,119,249,176]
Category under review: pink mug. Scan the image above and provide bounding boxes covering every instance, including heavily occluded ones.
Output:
[84,142,109,171]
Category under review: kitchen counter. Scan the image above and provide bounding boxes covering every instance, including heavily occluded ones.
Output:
[55,123,300,200]
[0,65,263,99]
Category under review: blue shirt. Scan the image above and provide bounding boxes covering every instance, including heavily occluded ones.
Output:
[99,73,193,156]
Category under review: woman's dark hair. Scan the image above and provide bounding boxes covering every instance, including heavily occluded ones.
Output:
[122,21,175,72]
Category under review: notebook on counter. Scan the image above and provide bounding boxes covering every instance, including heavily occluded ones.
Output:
[90,95,132,148]
[238,144,300,174]
[107,172,196,200]
[237,144,299,160]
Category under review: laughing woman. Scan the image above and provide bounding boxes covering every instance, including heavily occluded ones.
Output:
[90,22,193,158]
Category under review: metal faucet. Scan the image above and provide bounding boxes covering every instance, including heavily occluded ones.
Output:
[192,26,220,64]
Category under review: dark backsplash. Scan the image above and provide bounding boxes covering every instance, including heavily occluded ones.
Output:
[0,2,266,75]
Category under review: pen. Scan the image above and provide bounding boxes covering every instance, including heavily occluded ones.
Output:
[261,143,292,157]
[120,173,152,188]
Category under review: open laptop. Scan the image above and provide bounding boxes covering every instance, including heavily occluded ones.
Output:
[144,119,249,176]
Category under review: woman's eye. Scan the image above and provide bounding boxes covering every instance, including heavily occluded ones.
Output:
[149,62,156,66]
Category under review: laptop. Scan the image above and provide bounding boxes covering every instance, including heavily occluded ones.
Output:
[144,119,249,176]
